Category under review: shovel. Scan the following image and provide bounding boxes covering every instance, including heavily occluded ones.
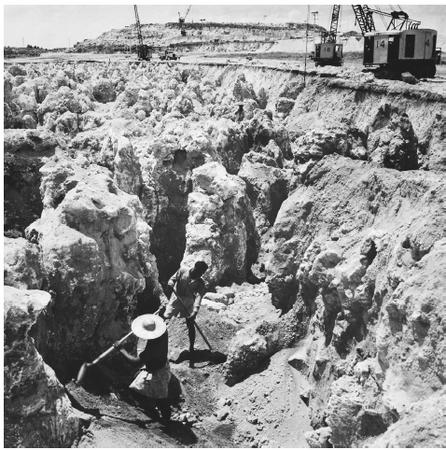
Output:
[76,286,214,384]
[75,331,133,385]
[75,308,169,385]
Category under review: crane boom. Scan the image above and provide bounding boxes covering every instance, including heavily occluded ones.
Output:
[352,5,376,35]
[352,5,420,34]
[133,5,151,60]
[184,5,191,20]
[328,5,341,42]
[365,7,420,30]
[178,5,192,36]
[319,5,340,43]
[134,5,144,49]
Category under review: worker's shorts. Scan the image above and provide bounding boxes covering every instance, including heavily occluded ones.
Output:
[164,295,194,319]
[129,363,171,399]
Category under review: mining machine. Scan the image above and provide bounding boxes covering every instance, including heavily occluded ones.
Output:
[134,5,151,60]
[313,5,343,66]
[312,5,439,77]
[353,4,439,78]
[160,49,178,60]
[178,6,191,36]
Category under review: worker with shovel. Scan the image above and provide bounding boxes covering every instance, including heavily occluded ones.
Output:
[115,314,172,422]
[158,261,208,368]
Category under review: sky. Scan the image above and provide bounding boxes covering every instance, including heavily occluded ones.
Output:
[4,3,446,48]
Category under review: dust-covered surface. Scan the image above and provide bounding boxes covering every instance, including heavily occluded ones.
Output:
[3,42,446,449]
[65,380,228,448]
[218,349,312,447]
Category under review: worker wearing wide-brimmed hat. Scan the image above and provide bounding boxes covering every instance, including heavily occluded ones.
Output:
[116,314,171,422]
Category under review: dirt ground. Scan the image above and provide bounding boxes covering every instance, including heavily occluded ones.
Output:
[64,281,311,447]
[67,343,311,447]
[217,349,312,448]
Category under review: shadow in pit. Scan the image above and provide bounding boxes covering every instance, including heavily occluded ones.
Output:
[117,382,198,446]
[224,356,271,387]
[170,349,227,367]
[74,363,115,395]
[159,420,198,446]
[66,378,199,446]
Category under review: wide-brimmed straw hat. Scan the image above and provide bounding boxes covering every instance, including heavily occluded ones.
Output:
[131,314,166,340]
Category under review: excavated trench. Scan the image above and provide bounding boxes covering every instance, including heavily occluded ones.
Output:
[149,149,195,286]
[4,59,446,448]
[4,133,58,236]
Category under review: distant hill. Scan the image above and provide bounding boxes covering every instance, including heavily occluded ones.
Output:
[73,21,326,54]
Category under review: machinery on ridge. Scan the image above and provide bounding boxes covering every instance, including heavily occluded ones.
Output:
[178,5,192,36]
[134,5,152,61]
[312,5,440,78]
[160,48,178,60]
[313,5,343,66]
[352,4,439,78]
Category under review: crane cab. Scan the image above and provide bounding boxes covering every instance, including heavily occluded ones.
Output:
[314,42,344,66]
[137,44,152,61]
[363,29,438,77]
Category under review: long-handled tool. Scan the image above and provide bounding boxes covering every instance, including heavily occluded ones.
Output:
[76,285,213,384]
[171,287,213,351]
[76,331,133,385]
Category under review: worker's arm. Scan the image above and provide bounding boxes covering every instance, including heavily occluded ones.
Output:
[155,270,180,315]
[118,348,141,365]
[155,290,170,314]
[167,269,180,291]
[153,271,180,316]
[190,281,205,320]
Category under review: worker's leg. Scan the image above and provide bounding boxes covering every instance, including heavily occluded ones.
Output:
[131,392,159,419]
[186,317,196,367]
[186,317,196,351]
[156,398,171,423]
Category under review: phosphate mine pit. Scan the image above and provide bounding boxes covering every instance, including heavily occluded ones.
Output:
[3,42,446,448]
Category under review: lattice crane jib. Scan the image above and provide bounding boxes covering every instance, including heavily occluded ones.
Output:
[328,5,341,42]
[352,5,420,34]
[352,5,376,35]
[134,5,144,48]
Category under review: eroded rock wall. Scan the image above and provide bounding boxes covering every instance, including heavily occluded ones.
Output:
[4,286,84,447]
[265,156,446,446]
[182,161,259,287]
[23,154,165,379]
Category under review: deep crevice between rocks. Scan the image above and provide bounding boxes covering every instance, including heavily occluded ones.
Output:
[149,149,200,287]
[4,160,44,237]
